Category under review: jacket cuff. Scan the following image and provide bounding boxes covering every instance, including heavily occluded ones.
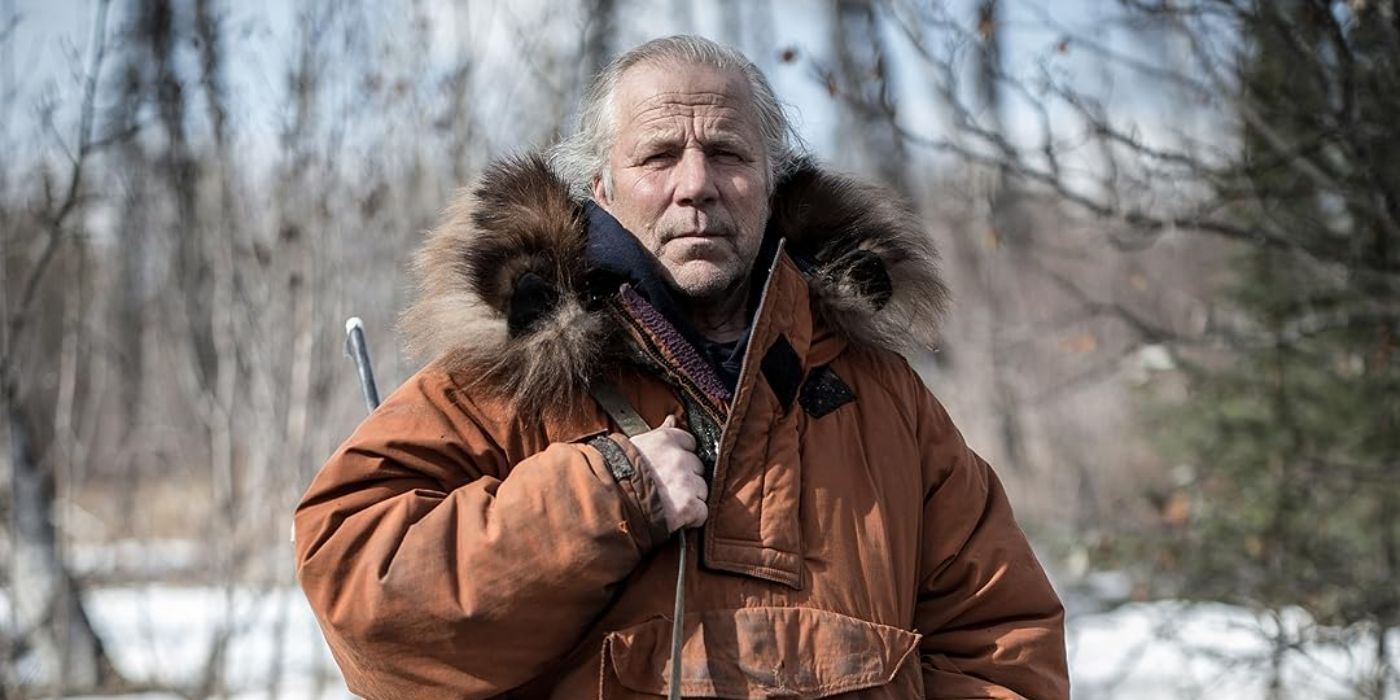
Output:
[586,433,671,552]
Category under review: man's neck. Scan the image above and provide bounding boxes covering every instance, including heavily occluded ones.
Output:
[685,280,751,343]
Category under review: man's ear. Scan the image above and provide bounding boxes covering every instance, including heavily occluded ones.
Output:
[590,174,610,207]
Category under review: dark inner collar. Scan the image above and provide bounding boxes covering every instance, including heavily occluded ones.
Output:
[584,201,784,392]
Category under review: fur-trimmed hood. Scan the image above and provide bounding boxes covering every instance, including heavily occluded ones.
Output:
[399,155,947,409]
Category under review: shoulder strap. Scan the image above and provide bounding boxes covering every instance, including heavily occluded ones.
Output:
[589,380,651,438]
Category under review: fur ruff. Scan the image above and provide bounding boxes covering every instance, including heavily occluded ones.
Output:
[399,154,948,413]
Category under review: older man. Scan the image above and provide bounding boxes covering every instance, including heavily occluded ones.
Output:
[294,36,1068,699]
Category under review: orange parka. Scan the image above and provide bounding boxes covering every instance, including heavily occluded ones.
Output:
[293,156,1069,699]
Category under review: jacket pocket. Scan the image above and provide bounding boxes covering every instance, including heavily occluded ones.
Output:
[599,607,921,699]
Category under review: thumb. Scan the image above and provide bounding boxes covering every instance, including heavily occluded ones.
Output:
[660,414,677,429]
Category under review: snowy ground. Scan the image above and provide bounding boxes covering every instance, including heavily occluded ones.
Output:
[5,586,1397,698]
[1069,600,1398,699]
[9,586,350,700]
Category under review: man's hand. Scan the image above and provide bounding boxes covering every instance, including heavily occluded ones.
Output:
[629,415,708,533]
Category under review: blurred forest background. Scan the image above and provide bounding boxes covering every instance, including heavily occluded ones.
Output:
[1,0,1397,698]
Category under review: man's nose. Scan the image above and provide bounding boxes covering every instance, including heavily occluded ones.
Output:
[672,148,718,207]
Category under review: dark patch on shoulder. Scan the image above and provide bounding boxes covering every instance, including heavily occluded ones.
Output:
[799,364,856,418]
[760,334,802,412]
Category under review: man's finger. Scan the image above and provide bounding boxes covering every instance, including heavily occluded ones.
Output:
[667,428,697,452]
[690,500,709,527]
[685,454,705,478]
[691,474,709,502]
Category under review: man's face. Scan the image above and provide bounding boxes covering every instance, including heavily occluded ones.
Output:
[592,61,770,302]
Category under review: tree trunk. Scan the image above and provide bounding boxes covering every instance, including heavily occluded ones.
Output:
[582,0,616,81]
[4,386,119,693]
[831,0,912,200]
[1370,626,1389,700]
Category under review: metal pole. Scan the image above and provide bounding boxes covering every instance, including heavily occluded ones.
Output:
[344,317,381,412]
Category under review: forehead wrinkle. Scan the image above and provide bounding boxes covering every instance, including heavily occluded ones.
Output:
[630,88,741,110]
[623,105,756,147]
[630,114,750,140]
[626,99,745,126]
[610,67,765,163]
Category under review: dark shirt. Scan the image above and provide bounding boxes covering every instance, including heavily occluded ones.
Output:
[700,337,745,391]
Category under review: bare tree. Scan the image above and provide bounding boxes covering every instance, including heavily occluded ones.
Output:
[2,0,127,694]
[884,0,1400,695]
[826,0,913,199]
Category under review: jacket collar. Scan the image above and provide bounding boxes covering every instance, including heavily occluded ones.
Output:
[399,154,948,415]
[583,202,688,330]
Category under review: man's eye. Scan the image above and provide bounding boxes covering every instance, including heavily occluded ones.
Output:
[712,150,744,163]
[643,152,674,165]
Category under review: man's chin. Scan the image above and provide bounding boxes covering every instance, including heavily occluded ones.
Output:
[665,261,744,301]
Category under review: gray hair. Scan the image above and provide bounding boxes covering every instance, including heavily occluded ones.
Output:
[548,35,804,200]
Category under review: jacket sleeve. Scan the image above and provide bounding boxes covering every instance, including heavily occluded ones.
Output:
[909,377,1070,699]
[293,371,670,699]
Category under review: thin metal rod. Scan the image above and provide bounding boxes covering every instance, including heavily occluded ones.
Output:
[669,531,687,700]
[344,317,381,412]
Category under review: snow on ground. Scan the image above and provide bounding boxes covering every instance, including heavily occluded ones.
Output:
[6,586,1398,698]
[5,586,351,700]
[1069,601,1399,699]
[83,586,350,699]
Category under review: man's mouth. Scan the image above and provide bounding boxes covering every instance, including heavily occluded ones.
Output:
[665,228,728,242]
